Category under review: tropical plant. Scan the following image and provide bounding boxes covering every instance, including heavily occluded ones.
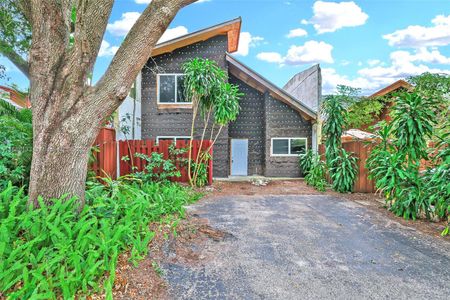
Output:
[0,99,32,189]
[346,96,387,130]
[321,85,351,167]
[298,149,314,176]
[134,152,181,183]
[391,92,436,164]
[329,148,358,193]
[0,180,201,298]
[183,58,242,186]
[305,154,328,192]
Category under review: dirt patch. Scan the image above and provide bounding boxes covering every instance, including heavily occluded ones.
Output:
[200,179,448,240]
[111,216,229,299]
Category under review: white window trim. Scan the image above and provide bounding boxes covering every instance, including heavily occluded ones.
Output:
[156,136,191,144]
[157,73,191,104]
[271,137,308,157]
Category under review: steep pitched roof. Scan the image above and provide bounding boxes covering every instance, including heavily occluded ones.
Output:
[283,64,321,113]
[151,18,241,57]
[226,54,317,121]
[369,79,412,98]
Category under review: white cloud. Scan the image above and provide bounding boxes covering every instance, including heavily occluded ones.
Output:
[284,41,334,64]
[135,0,151,4]
[235,32,264,56]
[107,12,187,42]
[340,60,350,66]
[196,0,212,3]
[286,28,308,38]
[256,52,284,64]
[256,41,333,66]
[106,12,140,37]
[307,1,368,34]
[323,48,450,94]
[383,14,450,47]
[98,40,119,57]
[367,59,381,66]
[158,26,188,43]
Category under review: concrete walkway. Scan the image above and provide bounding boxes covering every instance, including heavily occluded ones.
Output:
[161,195,450,300]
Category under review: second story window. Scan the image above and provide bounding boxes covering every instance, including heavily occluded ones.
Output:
[157,74,189,104]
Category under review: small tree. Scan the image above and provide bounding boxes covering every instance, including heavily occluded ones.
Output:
[182,58,242,186]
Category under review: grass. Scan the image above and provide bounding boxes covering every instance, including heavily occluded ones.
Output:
[0,180,202,299]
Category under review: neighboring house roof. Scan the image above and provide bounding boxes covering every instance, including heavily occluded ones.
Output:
[226,54,317,121]
[369,79,412,98]
[342,129,377,141]
[0,86,30,108]
[152,18,241,57]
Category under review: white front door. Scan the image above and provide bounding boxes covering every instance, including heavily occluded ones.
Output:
[231,139,248,176]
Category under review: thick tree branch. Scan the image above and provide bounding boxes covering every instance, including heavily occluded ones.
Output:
[92,0,197,117]
[0,48,29,78]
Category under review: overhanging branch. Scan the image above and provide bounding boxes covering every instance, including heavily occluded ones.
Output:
[92,0,197,115]
[0,49,29,78]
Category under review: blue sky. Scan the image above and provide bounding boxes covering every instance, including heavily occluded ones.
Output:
[1,0,450,95]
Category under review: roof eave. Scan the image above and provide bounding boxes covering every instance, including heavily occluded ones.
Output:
[226,54,317,121]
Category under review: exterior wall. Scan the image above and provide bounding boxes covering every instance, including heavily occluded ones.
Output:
[283,64,322,112]
[264,93,313,177]
[141,35,230,177]
[117,95,142,141]
[228,74,266,175]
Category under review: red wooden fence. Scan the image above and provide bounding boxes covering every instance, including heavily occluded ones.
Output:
[91,128,213,185]
[319,140,376,193]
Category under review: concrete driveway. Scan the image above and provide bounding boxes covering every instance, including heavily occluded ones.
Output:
[160,194,450,299]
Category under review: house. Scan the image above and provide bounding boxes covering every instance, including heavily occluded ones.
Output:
[0,85,30,109]
[138,18,320,178]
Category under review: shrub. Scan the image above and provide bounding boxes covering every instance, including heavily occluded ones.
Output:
[329,149,358,193]
[0,180,201,298]
[134,152,181,183]
[298,149,314,176]
[305,154,328,192]
[0,102,32,189]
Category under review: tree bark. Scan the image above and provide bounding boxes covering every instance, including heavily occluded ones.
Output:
[26,0,197,206]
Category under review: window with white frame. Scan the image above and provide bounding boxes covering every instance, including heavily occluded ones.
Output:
[271,138,307,156]
[156,136,191,144]
[157,74,189,103]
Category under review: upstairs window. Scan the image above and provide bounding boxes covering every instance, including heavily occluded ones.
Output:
[157,74,189,104]
[271,138,307,156]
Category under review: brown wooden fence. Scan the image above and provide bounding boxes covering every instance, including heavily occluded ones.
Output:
[319,140,376,193]
[91,128,213,185]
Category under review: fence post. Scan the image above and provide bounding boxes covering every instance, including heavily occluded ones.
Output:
[208,140,213,185]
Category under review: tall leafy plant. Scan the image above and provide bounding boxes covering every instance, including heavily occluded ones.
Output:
[183,58,242,186]
[321,85,358,193]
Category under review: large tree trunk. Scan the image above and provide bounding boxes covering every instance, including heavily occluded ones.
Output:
[22,0,196,206]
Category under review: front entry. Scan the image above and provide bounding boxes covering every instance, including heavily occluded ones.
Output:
[231,139,248,176]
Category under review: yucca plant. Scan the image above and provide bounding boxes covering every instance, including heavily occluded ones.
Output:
[329,149,358,193]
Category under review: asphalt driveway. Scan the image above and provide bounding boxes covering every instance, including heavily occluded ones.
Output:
[160,194,450,300]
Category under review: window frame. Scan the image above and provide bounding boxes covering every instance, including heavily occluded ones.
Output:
[156,136,191,144]
[156,73,190,104]
[270,137,308,157]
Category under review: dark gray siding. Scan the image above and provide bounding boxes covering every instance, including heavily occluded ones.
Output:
[264,93,312,177]
[228,74,266,175]
[141,35,230,177]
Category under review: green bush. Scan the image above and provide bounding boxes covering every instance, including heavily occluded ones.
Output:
[298,149,314,176]
[0,180,201,298]
[0,102,32,190]
[329,149,358,193]
[134,152,181,183]
[305,154,328,192]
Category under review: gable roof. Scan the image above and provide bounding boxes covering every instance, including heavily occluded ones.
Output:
[226,54,317,121]
[151,18,241,57]
[369,79,412,98]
